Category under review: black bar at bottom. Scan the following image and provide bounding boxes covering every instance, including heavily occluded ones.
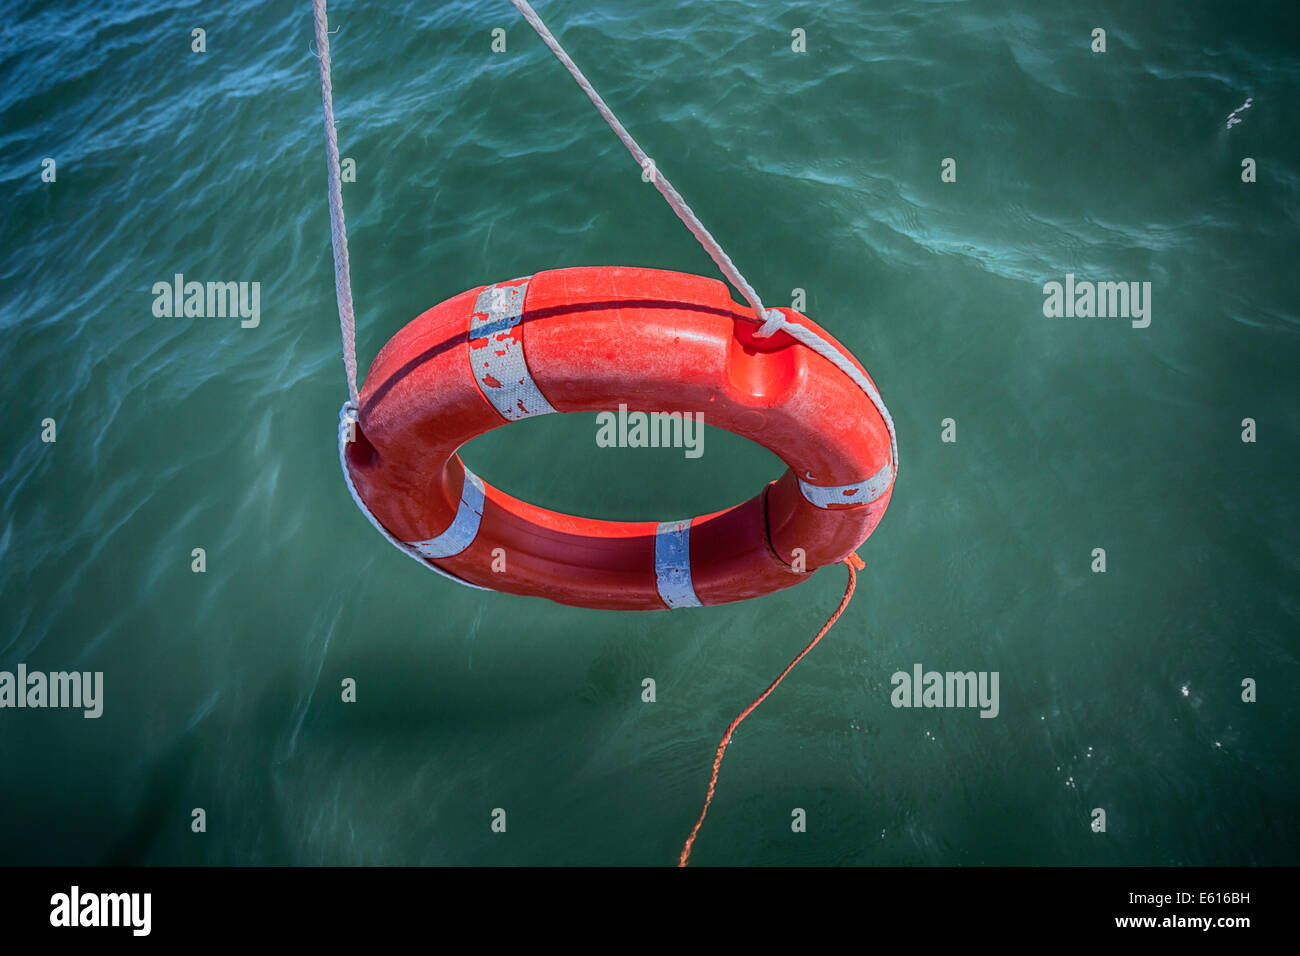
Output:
[0,865,1283,941]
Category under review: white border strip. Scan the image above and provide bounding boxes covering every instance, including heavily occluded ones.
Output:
[338,403,491,589]
[410,469,486,559]
[798,458,893,509]
[468,279,557,421]
[655,520,702,609]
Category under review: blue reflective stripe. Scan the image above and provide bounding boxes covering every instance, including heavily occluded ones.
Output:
[654,520,702,609]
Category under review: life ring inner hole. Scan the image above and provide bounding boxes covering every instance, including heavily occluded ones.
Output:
[456,408,788,524]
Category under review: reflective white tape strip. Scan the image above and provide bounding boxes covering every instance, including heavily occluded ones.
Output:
[409,467,486,559]
[798,458,893,509]
[338,403,490,590]
[654,519,702,609]
[468,278,557,421]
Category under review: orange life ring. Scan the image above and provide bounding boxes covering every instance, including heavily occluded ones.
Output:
[344,266,894,610]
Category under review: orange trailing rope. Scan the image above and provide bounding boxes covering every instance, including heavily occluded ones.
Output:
[678,553,866,867]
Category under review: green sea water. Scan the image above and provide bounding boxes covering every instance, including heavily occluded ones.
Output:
[1,0,1297,865]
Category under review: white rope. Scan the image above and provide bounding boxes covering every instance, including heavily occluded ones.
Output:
[778,322,899,484]
[509,0,779,332]
[510,0,897,479]
[312,0,360,408]
[316,1,484,590]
